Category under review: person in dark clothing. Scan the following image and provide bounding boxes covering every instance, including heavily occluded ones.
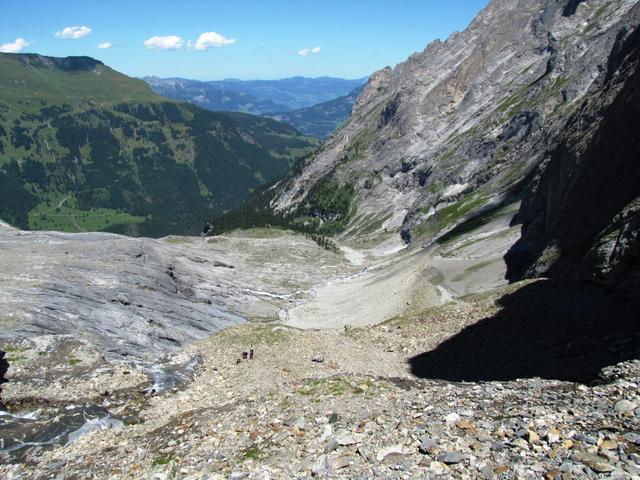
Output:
[0,351,9,410]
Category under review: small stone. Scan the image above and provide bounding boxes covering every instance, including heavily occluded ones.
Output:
[444,413,461,424]
[511,438,529,449]
[320,425,333,441]
[456,419,476,430]
[336,433,363,446]
[544,470,561,480]
[376,445,408,463]
[573,451,616,473]
[526,430,541,445]
[429,461,447,475]
[324,439,339,454]
[624,432,640,444]
[294,417,306,430]
[615,400,637,416]
[479,465,494,479]
[419,438,437,455]
[437,451,464,465]
[600,439,618,450]
[562,439,574,449]
[312,455,330,476]
[574,433,597,445]
[329,456,351,470]
[328,412,340,424]
[312,354,324,363]
[493,465,510,474]
[491,441,508,451]
[546,428,561,444]
[115,292,131,305]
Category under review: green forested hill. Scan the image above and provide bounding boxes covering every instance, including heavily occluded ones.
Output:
[266,85,364,138]
[0,53,319,237]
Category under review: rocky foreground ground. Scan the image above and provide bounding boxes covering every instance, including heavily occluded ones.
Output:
[1,279,639,479]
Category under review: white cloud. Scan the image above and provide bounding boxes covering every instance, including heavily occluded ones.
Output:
[98,42,112,49]
[0,37,31,53]
[144,35,184,50]
[55,26,92,39]
[297,46,321,56]
[188,32,236,51]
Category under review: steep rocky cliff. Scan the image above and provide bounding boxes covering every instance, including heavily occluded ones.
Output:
[271,0,640,252]
[506,18,640,289]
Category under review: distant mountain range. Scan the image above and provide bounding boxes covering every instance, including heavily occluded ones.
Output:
[266,85,365,138]
[144,76,367,114]
[0,53,319,237]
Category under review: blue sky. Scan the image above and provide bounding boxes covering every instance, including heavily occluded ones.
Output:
[1,0,489,80]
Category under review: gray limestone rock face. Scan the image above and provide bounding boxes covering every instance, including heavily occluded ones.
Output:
[0,222,242,359]
[0,223,351,360]
[506,12,640,288]
[271,0,640,251]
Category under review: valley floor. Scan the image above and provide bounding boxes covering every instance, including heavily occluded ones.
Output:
[1,280,639,479]
[1,204,639,478]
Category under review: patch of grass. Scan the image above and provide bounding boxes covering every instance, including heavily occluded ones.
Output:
[241,446,261,461]
[163,236,196,244]
[460,279,540,303]
[452,259,496,281]
[231,227,290,238]
[585,2,612,33]
[3,344,29,353]
[28,193,147,233]
[413,195,489,240]
[343,326,366,339]
[426,181,443,195]
[354,213,392,237]
[442,235,491,259]
[465,259,494,274]
[68,357,81,366]
[219,325,288,346]
[436,203,513,246]
[497,90,526,114]
[296,376,378,397]
[153,456,174,466]
[383,308,437,328]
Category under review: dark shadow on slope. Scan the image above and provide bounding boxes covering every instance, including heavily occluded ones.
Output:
[408,280,640,384]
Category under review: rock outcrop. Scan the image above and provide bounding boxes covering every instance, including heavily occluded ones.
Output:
[506,16,640,290]
[271,0,640,254]
[0,222,352,360]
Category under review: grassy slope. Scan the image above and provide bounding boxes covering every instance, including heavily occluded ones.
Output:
[0,54,159,108]
[0,53,318,237]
